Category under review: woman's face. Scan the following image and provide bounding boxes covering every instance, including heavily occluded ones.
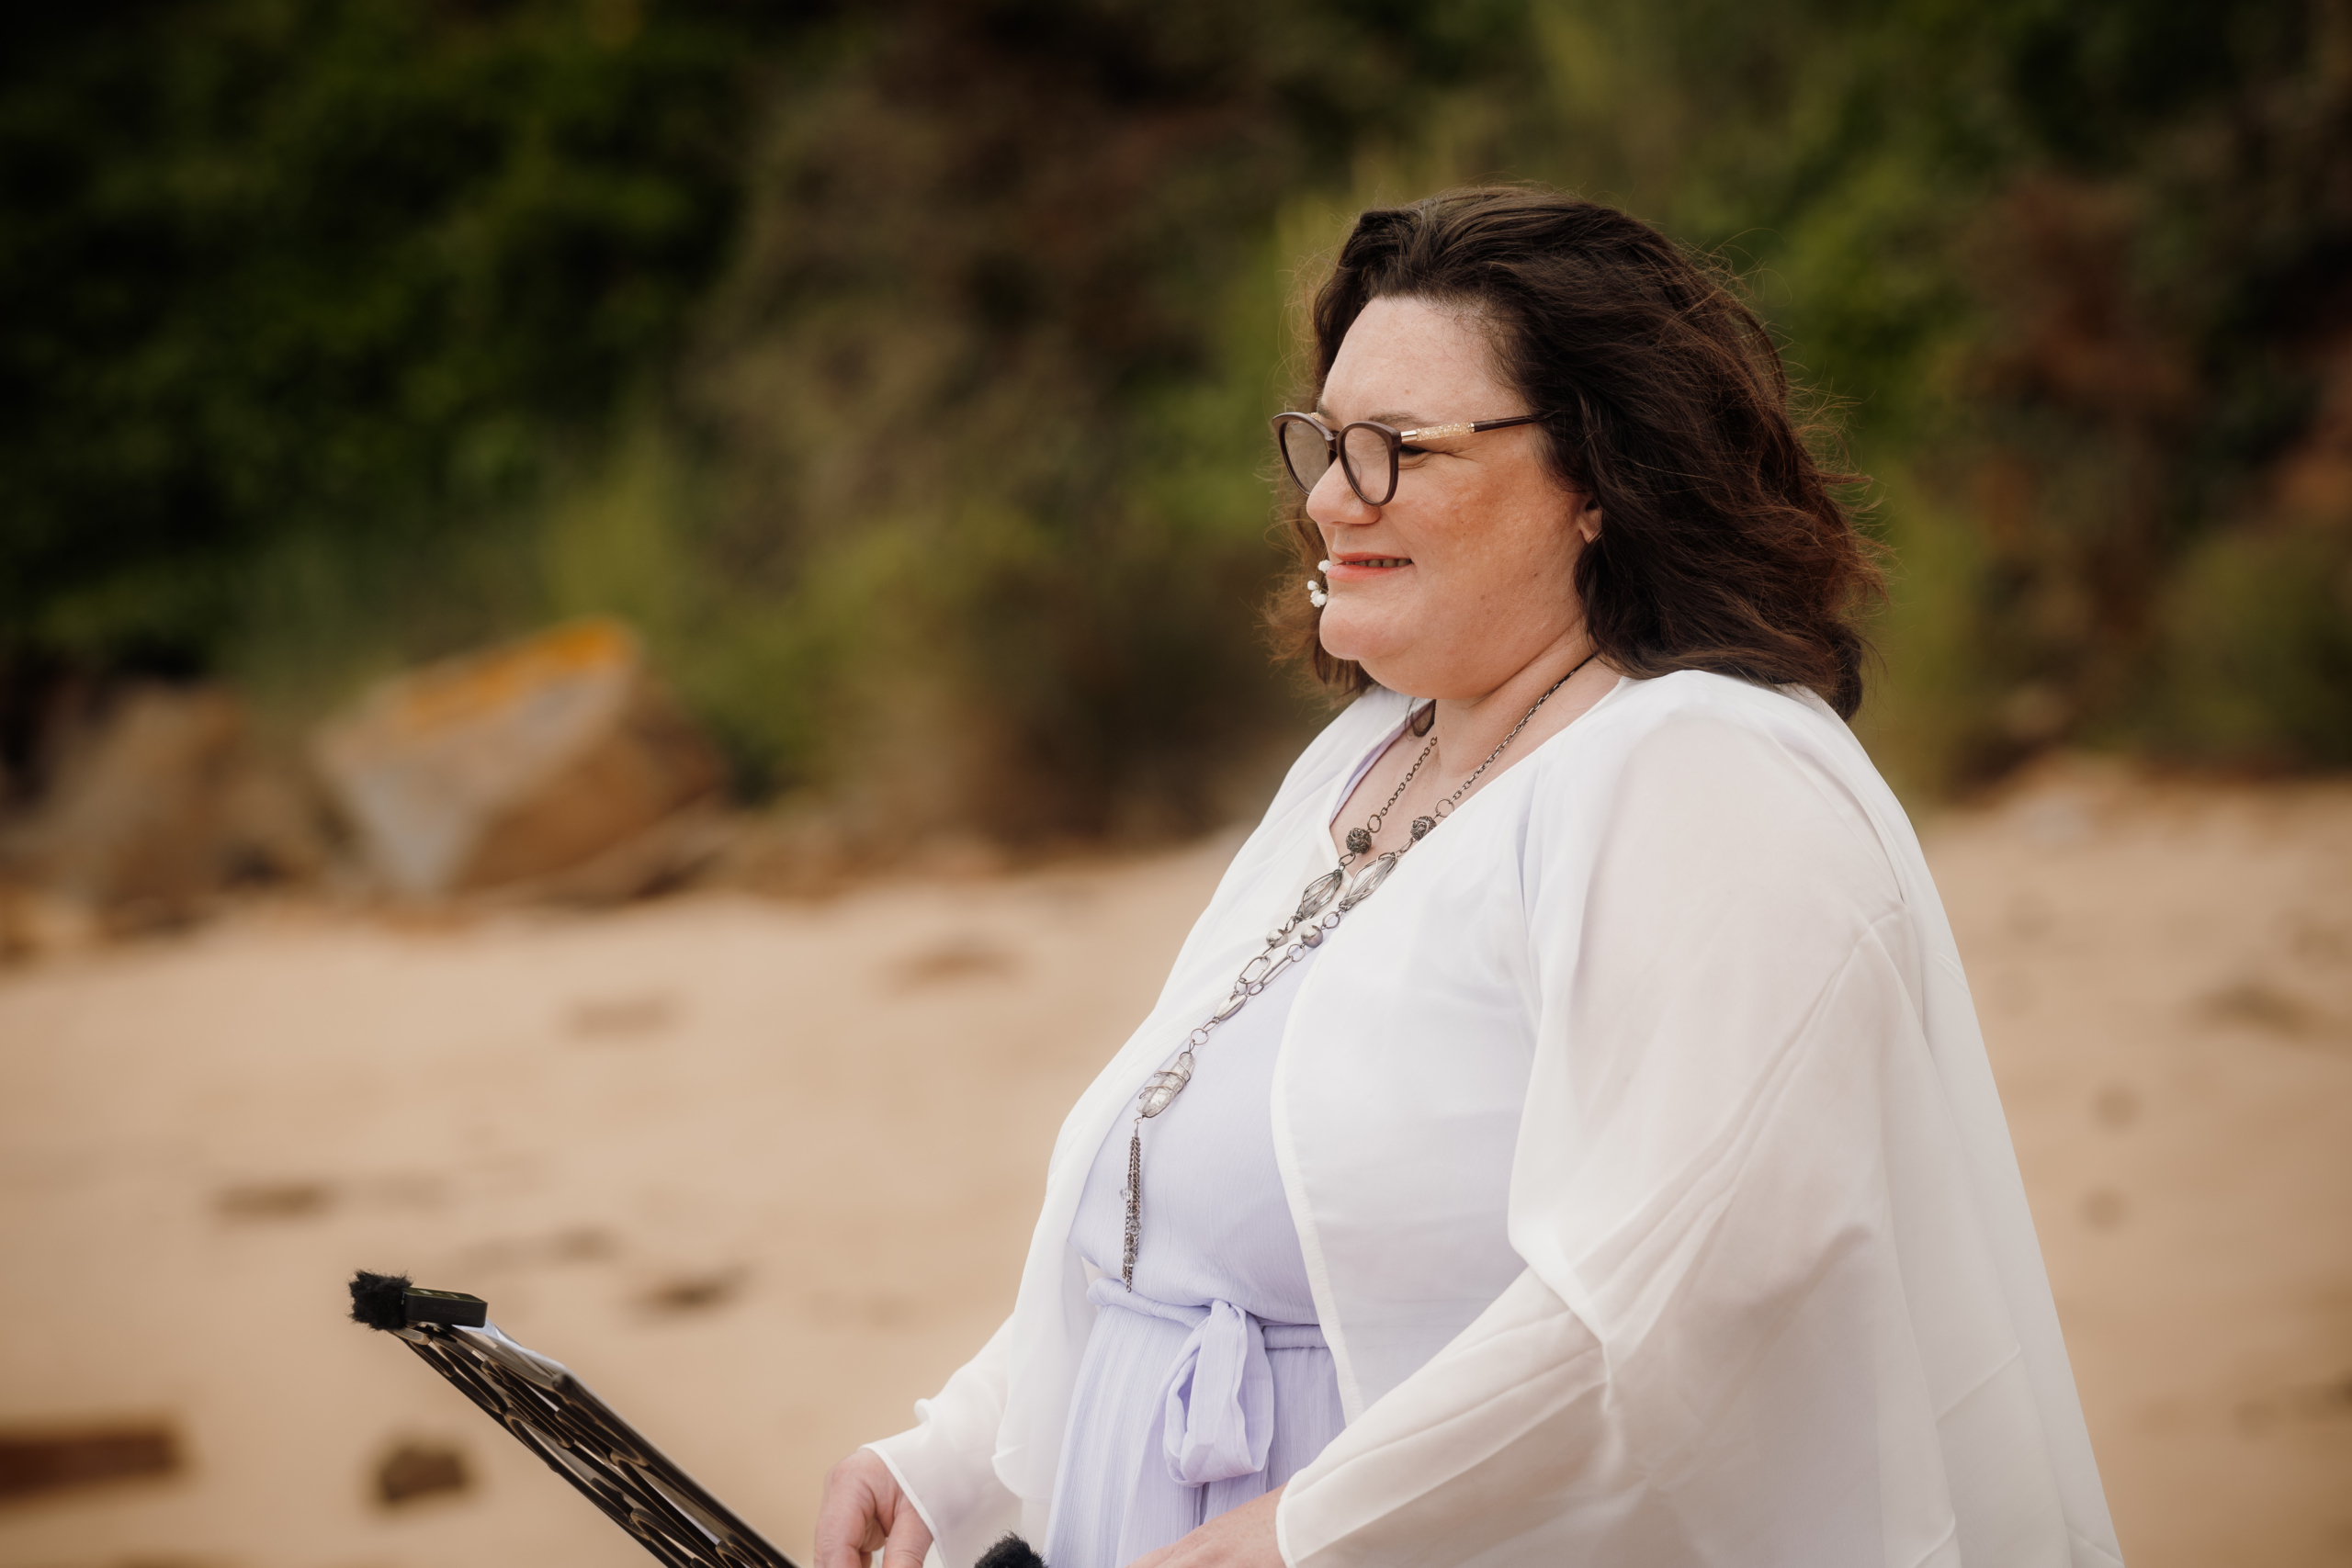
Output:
[1308,295,1594,699]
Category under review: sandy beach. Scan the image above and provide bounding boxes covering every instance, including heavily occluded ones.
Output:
[1,760,2347,1568]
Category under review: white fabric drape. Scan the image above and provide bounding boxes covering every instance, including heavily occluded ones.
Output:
[867,671,2121,1568]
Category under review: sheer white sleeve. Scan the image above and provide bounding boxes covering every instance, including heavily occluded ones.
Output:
[866,1314,1023,1567]
[1280,714,2078,1567]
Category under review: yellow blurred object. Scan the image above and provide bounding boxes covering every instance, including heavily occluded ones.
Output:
[313,619,724,899]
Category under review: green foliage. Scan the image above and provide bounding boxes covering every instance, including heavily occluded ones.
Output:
[1500,0,2352,784]
[3,0,2346,835]
[2156,518,2352,766]
[0,0,789,661]
[635,0,1552,825]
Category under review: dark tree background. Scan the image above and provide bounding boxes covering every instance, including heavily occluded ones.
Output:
[4,0,2346,835]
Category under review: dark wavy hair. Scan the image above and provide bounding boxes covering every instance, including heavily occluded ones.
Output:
[1272,186,1882,718]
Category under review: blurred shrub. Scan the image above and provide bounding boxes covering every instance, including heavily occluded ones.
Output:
[3,0,2347,839]
[0,0,794,678]
[2156,519,2352,766]
[1515,0,2352,785]
[546,0,1544,834]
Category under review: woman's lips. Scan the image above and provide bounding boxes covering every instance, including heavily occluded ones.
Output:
[1324,555,1414,578]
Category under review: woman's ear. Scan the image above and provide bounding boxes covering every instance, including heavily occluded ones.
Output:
[1576,494,1602,545]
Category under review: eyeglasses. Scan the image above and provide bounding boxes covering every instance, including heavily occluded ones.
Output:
[1270,411,1545,507]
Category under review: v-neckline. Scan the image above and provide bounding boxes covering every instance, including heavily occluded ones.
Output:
[1309,677,1634,862]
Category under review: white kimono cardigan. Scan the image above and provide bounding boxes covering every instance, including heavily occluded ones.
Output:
[870,671,2123,1568]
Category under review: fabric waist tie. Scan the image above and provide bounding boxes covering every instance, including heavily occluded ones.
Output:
[1085,1275,1326,1486]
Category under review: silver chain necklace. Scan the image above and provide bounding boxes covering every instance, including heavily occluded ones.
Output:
[1120,657,1592,1288]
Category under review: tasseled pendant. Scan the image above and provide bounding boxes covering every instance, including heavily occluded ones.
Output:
[1122,1120,1144,1289]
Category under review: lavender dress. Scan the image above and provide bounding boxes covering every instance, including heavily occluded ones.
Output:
[1041,942,1350,1568]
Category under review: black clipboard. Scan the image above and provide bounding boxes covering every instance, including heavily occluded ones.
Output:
[352,1272,800,1568]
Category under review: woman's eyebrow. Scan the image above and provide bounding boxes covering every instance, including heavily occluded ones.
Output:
[1315,405,1433,427]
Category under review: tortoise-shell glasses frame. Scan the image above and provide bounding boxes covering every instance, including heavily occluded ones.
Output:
[1270,412,1546,508]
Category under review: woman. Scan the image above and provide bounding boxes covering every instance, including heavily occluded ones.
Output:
[816,187,2122,1568]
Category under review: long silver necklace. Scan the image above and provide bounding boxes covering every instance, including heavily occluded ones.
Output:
[1120,658,1591,1288]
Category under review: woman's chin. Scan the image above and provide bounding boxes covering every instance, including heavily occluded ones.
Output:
[1318,634,1412,693]
[1314,611,1402,671]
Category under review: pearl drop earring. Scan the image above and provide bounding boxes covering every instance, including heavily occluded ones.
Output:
[1306,559,1330,609]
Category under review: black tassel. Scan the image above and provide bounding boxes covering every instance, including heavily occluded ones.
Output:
[974,1534,1046,1568]
[348,1269,413,1331]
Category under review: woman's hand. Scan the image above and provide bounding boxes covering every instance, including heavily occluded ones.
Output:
[1127,1485,1286,1568]
[815,1449,934,1568]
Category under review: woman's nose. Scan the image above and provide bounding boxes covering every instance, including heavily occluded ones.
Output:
[1306,461,1375,527]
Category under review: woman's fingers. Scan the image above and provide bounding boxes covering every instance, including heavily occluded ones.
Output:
[815,1450,912,1568]
[880,1497,936,1568]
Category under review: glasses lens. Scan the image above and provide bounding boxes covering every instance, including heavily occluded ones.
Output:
[1278,420,1333,492]
[1340,424,1396,504]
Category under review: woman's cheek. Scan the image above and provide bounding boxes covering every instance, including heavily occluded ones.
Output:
[1316,601,1374,660]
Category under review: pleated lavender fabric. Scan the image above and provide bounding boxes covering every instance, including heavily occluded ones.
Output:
[1041,948,1347,1568]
